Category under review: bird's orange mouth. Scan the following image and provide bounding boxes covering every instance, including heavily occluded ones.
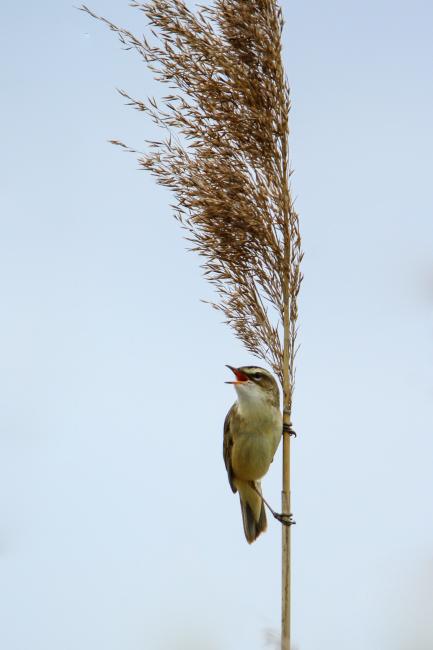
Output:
[225,365,249,384]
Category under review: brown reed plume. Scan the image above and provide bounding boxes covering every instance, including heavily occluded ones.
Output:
[81,2,302,647]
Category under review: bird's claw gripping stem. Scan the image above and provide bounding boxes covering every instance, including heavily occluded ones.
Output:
[283,423,297,437]
[274,512,296,527]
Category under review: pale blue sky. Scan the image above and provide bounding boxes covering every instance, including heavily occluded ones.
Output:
[1,1,433,649]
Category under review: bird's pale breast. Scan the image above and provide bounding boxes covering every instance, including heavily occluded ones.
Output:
[231,409,281,481]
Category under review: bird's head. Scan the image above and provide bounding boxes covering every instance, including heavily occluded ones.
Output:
[225,365,280,408]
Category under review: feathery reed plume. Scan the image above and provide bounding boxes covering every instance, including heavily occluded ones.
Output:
[81,2,302,647]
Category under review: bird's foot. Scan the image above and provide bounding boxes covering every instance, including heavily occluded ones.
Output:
[282,423,297,437]
[273,512,296,526]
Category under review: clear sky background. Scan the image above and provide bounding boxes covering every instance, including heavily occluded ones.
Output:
[1,1,433,649]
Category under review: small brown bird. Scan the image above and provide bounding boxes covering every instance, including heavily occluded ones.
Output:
[224,365,282,543]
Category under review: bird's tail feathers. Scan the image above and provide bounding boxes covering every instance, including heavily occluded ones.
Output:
[238,481,267,544]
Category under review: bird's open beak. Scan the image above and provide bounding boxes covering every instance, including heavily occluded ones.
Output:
[225,365,249,384]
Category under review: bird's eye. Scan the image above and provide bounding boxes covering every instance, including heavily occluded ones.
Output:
[253,372,262,380]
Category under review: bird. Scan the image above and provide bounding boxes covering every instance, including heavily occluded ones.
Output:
[224,365,282,543]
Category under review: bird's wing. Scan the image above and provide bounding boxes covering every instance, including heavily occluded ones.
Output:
[223,404,237,493]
